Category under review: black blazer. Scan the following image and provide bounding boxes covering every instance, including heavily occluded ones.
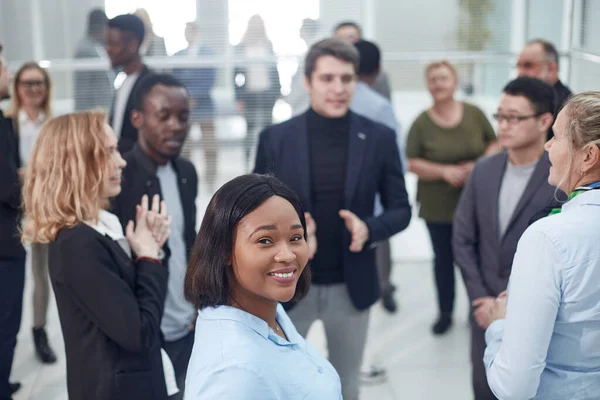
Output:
[48,224,169,400]
[110,144,198,261]
[110,65,152,154]
[254,111,412,310]
[0,112,26,260]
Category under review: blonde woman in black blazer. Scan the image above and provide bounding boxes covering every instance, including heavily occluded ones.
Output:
[22,111,173,400]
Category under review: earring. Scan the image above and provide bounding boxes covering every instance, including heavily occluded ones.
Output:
[580,169,586,177]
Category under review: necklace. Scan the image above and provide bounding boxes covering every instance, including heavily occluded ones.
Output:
[271,322,281,332]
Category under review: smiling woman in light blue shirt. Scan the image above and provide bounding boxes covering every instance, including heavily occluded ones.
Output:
[183,174,341,399]
[484,92,600,400]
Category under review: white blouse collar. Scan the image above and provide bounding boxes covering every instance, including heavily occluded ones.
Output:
[85,210,125,241]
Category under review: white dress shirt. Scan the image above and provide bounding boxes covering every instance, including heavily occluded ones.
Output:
[18,110,45,166]
[484,189,600,399]
[112,72,140,138]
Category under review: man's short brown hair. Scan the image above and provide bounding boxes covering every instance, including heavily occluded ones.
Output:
[304,38,359,79]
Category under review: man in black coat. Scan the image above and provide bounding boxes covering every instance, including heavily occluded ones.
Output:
[253,38,411,400]
[106,14,152,154]
[111,73,198,400]
[517,39,573,140]
[0,43,25,399]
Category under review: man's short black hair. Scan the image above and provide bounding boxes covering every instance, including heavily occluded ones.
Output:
[107,14,145,47]
[184,174,311,310]
[354,40,381,76]
[133,73,189,111]
[528,39,560,69]
[88,9,108,37]
[503,77,556,115]
[334,21,362,36]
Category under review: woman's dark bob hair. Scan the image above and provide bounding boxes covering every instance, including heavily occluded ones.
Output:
[184,173,311,310]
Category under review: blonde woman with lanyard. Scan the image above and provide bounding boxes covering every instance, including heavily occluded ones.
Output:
[483,92,600,399]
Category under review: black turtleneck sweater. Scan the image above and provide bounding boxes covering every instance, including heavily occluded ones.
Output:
[306,108,351,284]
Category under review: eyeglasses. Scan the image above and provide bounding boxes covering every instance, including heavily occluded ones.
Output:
[493,113,543,125]
[19,80,46,89]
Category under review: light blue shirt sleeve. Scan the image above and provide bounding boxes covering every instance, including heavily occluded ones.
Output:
[484,228,562,400]
[185,365,278,400]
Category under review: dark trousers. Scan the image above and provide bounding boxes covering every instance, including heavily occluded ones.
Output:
[163,330,195,400]
[471,322,498,400]
[426,222,455,315]
[375,239,395,295]
[0,258,25,400]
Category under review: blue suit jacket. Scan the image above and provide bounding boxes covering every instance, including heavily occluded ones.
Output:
[253,111,411,310]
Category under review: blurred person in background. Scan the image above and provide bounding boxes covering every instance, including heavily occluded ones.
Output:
[174,22,217,190]
[333,21,392,101]
[484,92,600,400]
[74,8,115,112]
[406,60,498,336]
[5,62,56,365]
[135,8,168,57]
[287,18,320,116]
[350,38,406,385]
[106,13,152,154]
[0,42,24,400]
[234,14,281,170]
[517,39,572,140]
[111,73,198,400]
[453,77,561,400]
[22,111,173,400]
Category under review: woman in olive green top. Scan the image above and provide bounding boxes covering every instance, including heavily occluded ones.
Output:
[406,60,498,335]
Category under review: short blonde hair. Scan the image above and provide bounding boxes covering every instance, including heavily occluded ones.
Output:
[424,60,458,81]
[22,111,110,243]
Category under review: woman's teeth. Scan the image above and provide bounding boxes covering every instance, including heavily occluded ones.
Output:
[269,272,293,278]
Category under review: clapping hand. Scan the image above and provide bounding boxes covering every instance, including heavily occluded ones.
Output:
[126,195,171,258]
[143,194,172,248]
[339,210,369,252]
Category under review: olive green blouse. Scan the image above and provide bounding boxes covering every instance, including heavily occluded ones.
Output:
[406,102,496,223]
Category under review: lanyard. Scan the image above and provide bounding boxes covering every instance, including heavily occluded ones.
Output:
[569,181,600,200]
[549,181,600,216]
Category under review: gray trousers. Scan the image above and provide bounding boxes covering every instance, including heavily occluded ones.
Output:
[288,283,369,400]
[31,242,50,329]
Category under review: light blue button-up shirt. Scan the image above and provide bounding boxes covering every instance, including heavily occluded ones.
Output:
[484,189,600,400]
[184,304,342,399]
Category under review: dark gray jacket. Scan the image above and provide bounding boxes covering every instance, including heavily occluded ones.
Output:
[453,151,563,301]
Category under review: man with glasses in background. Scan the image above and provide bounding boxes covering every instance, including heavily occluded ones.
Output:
[453,77,563,400]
